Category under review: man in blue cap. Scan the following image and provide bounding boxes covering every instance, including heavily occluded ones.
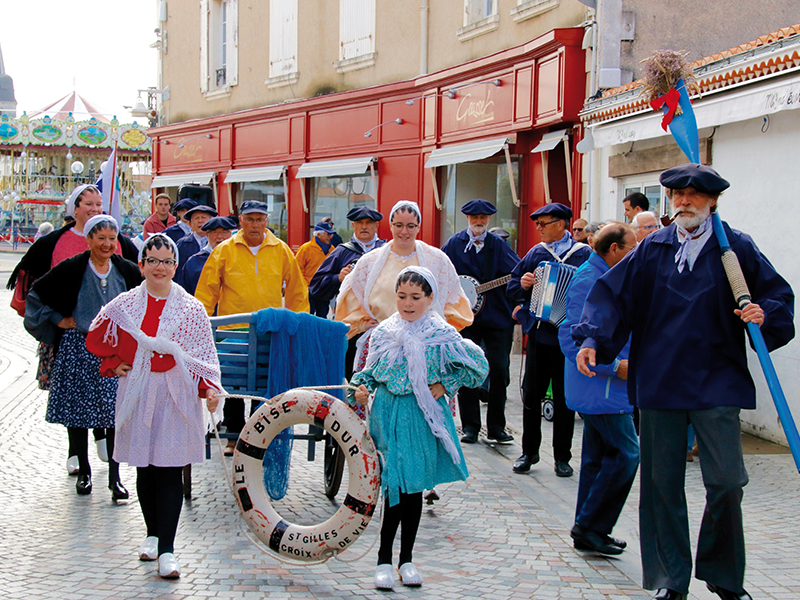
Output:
[162,198,198,244]
[572,163,794,600]
[174,215,237,295]
[175,204,218,268]
[309,205,385,375]
[295,220,336,317]
[507,202,591,477]
[442,199,520,444]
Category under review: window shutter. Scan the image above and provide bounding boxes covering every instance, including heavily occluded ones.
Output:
[226,0,238,86]
[200,0,209,92]
[340,0,374,61]
[269,0,297,77]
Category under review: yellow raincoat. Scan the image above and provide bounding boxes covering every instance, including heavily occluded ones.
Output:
[295,237,332,285]
[195,229,309,317]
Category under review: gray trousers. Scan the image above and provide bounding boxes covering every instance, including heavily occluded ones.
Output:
[639,407,749,595]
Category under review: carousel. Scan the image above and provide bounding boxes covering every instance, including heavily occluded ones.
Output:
[0,92,152,246]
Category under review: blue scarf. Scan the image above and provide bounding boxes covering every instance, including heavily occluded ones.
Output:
[544,231,573,257]
[315,236,332,254]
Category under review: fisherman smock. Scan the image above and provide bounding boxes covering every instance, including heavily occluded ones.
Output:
[308,239,387,305]
[350,313,488,507]
[295,237,332,285]
[195,229,310,316]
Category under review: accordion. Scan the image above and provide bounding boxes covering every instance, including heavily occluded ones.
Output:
[529,261,578,327]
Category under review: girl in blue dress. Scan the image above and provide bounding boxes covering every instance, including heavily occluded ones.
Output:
[351,266,488,590]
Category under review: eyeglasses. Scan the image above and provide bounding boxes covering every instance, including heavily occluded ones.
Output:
[143,257,177,267]
[572,227,584,232]
[391,222,419,231]
[535,219,560,228]
[635,225,659,231]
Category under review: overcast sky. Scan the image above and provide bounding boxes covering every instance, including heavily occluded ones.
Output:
[2,1,158,122]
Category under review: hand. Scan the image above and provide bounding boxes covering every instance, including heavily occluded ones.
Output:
[57,317,76,329]
[364,318,378,330]
[114,362,132,377]
[429,382,446,400]
[520,272,537,291]
[616,359,628,381]
[512,305,522,320]
[206,389,220,412]
[354,384,370,405]
[338,264,353,282]
[576,348,597,378]
[735,303,764,327]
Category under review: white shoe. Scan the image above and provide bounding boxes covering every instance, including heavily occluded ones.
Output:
[66,455,79,476]
[374,564,395,589]
[96,438,109,462]
[158,552,181,578]
[138,536,159,561]
[398,562,423,586]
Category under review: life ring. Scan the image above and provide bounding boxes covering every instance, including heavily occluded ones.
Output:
[232,388,381,562]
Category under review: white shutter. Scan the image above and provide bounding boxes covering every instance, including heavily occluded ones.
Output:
[340,0,374,61]
[269,0,297,77]
[200,0,209,92]
[226,0,238,86]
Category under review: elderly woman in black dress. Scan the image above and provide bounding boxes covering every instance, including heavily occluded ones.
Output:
[25,215,142,499]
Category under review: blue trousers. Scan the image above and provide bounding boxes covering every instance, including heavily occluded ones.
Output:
[575,413,639,535]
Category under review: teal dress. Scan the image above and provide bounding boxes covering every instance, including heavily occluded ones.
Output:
[351,338,488,507]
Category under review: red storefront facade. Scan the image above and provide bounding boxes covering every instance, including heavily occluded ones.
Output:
[150,28,586,254]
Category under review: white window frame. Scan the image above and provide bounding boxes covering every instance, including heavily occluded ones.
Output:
[200,0,238,100]
[267,0,299,87]
[510,0,560,23]
[334,0,376,73]
[458,0,500,42]
[620,175,666,221]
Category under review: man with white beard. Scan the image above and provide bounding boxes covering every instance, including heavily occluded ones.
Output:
[442,199,520,444]
[571,164,794,600]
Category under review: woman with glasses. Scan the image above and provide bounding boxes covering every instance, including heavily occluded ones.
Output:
[87,233,222,579]
[336,200,473,371]
[24,215,142,499]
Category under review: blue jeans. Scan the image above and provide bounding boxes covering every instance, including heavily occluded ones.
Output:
[575,413,640,534]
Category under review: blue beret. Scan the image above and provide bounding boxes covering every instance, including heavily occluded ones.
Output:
[461,199,497,215]
[240,201,270,215]
[201,215,238,232]
[184,205,218,219]
[171,198,198,214]
[659,163,730,195]
[530,203,572,221]
[346,206,383,222]
[315,221,334,233]
[488,226,509,239]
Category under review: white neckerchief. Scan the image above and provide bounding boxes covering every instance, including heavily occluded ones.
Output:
[366,311,480,465]
[88,258,113,285]
[353,234,378,253]
[179,221,191,234]
[675,217,713,273]
[192,231,208,249]
[464,228,487,254]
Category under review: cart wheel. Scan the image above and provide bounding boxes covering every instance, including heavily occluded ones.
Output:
[542,399,555,422]
[323,433,345,498]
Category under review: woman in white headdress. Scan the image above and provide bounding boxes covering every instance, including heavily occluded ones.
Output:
[351,266,488,590]
[336,200,473,372]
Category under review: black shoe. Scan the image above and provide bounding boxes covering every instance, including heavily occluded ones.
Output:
[706,583,752,600]
[570,524,623,555]
[76,474,92,495]
[488,430,514,444]
[110,481,129,501]
[573,533,627,551]
[654,590,687,600]
[555,461,574,477]
[513,453,539,473]
[460,431,478,444]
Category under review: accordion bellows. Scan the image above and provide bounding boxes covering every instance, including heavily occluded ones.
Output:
[529,261,579,327]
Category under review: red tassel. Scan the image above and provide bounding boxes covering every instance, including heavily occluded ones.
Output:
[650,88,681,131]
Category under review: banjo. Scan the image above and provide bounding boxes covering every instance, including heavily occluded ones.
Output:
[459,274,512,315]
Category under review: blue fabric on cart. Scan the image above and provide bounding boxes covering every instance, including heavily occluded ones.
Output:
[252,308,349,501]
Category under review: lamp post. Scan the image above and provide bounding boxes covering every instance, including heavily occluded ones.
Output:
[130,86,171,128]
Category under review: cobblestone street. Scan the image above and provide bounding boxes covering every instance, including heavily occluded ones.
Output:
[1,250,799,600]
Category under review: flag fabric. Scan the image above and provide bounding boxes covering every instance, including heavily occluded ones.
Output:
[99,143,122,227]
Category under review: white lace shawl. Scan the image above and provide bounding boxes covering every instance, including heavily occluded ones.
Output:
[89,282,223,432]
[365,311,481,464]
[337,240,468,321]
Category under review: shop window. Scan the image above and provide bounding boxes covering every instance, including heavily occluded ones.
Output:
[621,178,665,221]
[312,174,378,241]
[335,0,376,72]
[439,155,521,253]
[267,0,298,87]
[200,0,238,98]
[235,180,287,242]
[458,0,499,41]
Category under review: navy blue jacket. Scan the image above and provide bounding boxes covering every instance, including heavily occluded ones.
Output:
[442,230,520,329]
[559,252,631,415]
[163,222,190,244]
[507,238,591,345]
[308,238,386,304]
[174,246,211,296]
[175,233,204,269]
[571,221,794,411]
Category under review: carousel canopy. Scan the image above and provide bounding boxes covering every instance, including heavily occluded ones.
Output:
[29,92,113,124]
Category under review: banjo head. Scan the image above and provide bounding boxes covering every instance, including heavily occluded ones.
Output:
[459,275,484,315]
